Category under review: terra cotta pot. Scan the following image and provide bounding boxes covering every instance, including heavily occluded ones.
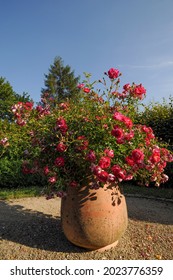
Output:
[61,183,128,251]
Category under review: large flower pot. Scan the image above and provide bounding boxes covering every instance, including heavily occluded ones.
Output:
[61,183,128,251]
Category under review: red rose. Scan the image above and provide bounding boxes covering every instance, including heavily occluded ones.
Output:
[83,87,90,93]
[54,157,65,167]
[24,102,33,111]
[70,181,78,188]
[123,83,131,91]
[98,156,111,169]
[56,117,68,134]
[76,136,89,151]
[122,116,133,128]
[108,68,119,79]
[86,150,96,162]
[111,125,124,139]
[111,164,126,180]
[96,170,109,182]
[149,148,161,164]
[125,156,135,166]
[132,84,146,99]
[131,149,144,164]
[56,142,67,152]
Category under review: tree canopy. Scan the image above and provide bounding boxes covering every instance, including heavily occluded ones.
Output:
[40,56,80,107]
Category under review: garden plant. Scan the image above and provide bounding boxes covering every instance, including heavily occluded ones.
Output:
[3,67,172,197]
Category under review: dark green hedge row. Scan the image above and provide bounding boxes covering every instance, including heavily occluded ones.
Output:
[0,158,46,188]
[136,97,173,188]
[0,120,46,189]
[137,97,173,146]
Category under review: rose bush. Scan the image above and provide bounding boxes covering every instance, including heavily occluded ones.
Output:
[0,117,46,188]
[9,68,173,197]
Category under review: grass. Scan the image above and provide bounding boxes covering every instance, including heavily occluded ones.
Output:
[0,186,43,200]
[0,183,173,200]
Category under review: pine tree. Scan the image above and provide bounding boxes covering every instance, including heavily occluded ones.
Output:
[40,56,80,107]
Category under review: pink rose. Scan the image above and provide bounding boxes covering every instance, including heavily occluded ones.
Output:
[108,173,116,182]
[48,176,57,184]
[124,130,134,141]
[104,148,114,158]
[92,165,102,175]
[43,165,50,175]
[59,103,69,110]
[77,83,85,89]
[113,112,125,121]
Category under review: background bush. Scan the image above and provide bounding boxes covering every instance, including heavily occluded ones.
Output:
[136,97,173,188]
[0,119,45,188]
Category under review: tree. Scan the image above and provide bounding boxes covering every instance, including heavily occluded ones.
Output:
[40,56,80,107]
[0,76,31,121]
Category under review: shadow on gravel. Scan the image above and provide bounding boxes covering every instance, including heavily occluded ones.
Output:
[0,200,85,253]
[0,198,172,253]
[126,197,173,225]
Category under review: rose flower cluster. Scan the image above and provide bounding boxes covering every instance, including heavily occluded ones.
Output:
[10,68,173,198]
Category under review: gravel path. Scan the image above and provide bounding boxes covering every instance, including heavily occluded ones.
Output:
[0,196,173,260]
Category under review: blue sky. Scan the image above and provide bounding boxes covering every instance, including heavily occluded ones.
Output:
[1,0,173,105]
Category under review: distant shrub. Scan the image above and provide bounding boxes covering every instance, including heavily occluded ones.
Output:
[137,97,173,146]
[136,97,173,188]
[0,158,45,188]
[0,119,45,188]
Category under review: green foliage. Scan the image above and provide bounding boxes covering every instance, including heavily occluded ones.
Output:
[136,97,173,188]
[1,67,173,192]
[161,162,173,188]
[0,76,32,121]
[0,76,33,187]
[40,56,80,107]
[0,119,45,188]
[0,77,16,120]
[0,186,42,200]
[137,97,173,146]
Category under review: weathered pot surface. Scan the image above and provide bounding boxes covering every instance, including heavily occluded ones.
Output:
[61,183,128,251]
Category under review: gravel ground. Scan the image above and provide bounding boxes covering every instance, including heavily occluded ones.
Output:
[0,196,173,260]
